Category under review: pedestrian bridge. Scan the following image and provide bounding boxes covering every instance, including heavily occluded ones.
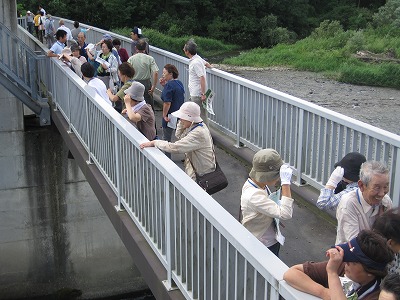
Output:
[3,18,400,299]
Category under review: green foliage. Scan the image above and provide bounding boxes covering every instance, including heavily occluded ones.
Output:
[16,0,387,49]
[310,20,344,39]
[259,15,296,47]
[339,63,400,88]
[112,27,239,59]
[224,18,400,88]
[343,30,365,53]
[372,0,400,28]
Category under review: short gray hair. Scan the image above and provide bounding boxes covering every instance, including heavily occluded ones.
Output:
[184,38,197,55]
[359,160,389,186]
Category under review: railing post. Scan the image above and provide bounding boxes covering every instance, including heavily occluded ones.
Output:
[85,97,92,164]
[67,78,72,133]
[235,84,241,148]
[114,126,123,211]
[391,148,400,207]
[295,109,305,185]
[162,177,175,291]
[28,56,38,100]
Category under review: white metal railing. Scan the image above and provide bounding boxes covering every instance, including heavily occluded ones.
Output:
[14,17,400,299]
[52,17,400,207]
[14,23,318,300]
[51,61,319,300]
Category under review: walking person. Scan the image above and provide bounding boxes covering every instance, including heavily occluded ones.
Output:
[33,11,40,38]
[26,10,34,34]
[44,14,56,49]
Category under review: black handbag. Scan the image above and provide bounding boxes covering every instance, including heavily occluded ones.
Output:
[196,162,228,195]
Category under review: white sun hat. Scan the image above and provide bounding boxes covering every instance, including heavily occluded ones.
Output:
[172,102,203,123]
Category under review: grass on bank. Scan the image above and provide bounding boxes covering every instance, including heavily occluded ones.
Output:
[223,23,400,89]
[112,27,240,59]
[113,24,400,89]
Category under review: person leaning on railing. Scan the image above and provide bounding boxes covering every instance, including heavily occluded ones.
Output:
[140,102,215,181]
[284,230,394,300]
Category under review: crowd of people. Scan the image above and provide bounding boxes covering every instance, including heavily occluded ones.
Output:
[35,12,400,299]
[39,14,218,194]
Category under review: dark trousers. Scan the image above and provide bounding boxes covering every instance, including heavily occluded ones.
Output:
[268,242,281,257]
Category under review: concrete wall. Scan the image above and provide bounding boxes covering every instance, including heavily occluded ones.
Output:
[0,122,148,298]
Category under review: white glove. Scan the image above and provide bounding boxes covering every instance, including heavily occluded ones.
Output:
[280,164,293,185]
[326,166,344,188]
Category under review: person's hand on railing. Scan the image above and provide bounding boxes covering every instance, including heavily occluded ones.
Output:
[326,166,344,190]
[280,164,292,185]
[140,141,156,149]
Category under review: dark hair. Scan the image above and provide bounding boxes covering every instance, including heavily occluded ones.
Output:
[381,274,400,300]
[112,38,121,46]
[74,21,79,28]
[372,207,400,244]
[81,62,94,78]
[118,62,135,78]
[357,230,394,279]
[136,39,147,51]
[56,29,67,40]
[164,64,179,79]
[102,40,113,51]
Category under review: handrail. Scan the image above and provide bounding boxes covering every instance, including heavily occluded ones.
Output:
[51,16,400,207]
[44,38,318,300]
[12,18,400,299]
[0,21,50,125]
[14,21,319,300]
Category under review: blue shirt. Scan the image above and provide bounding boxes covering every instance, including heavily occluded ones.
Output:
[49,41,65,55]
[161,79,185,128]
[317,182,358,210]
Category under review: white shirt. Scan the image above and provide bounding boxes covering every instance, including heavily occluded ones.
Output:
[188,54,206,97]
[88,78,112,106]
[241,180,294,244]
[335,188,392,244]
[57,25,73,41]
